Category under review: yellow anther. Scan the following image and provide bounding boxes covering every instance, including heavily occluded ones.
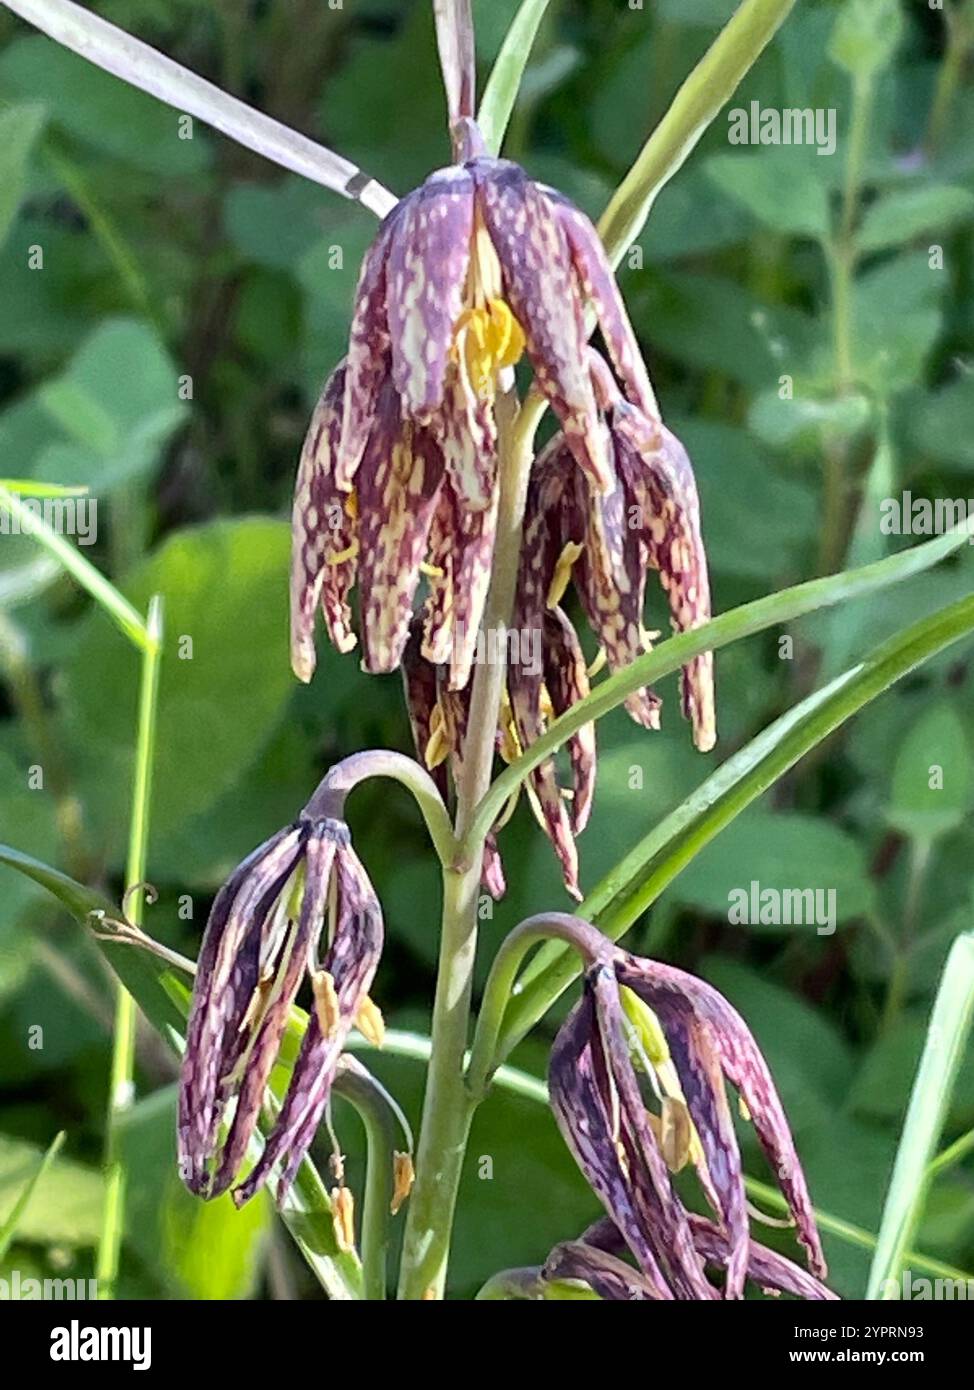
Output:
[311,968,341,1039]
[327,539,359,567]
[391,1152,415,1215]
[454,298,525,398]
[547,541,585,608]
[424,702,451,770]
[330,1185,356,1253]
[587,647,608,679]
[654,1097,693,1174]
[355,995,386,1049]
[739,1095,751,1123]
[419,560,445,578]
[344,489,359,520]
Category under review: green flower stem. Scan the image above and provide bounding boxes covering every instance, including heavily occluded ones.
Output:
[928,1126,974,1182]
[332,1057,402,1302]
[95,595,163,1300]
[597,0,798,268]
[397,389,532,1301]
[464,518,974,856]
[307,749,457,867]
[0,486,150,652]
[466,915,592,1102]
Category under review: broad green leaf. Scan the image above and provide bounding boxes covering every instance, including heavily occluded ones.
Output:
[0,1131,64,1259]
[61,518,296,854]
[0,103,46,250]
[672,809,874,928]
[887,702,972,841]
[496,593,974,1059]
[0,35,210,177]
[867,931,974,1298]
[705,149,830,238]
[121,1087,271,1301]
[748,390,871,449]
[849,1011,974,1128]
[34,318,188,492]
[851,251,944,393]
[0,1133,104,1247]
[857,184,974,254]
[910,381,974,470]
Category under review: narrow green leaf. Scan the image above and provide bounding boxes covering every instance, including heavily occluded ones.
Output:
[0,1130,66,1259]
[469,519,974,849]
[477,0,552,155]
[867,931,974,1299]
[499,594,974,1056]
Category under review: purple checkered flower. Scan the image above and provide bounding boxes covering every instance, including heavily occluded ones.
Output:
[545,1216,836,1301]
[178,807,383,1207]
[548,940,827,1300]
[291,126,660,696]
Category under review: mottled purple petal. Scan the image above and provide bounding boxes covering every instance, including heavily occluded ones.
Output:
[473,158,612,493]
[689,1216,837,1300]
[386,167,474,421]
[544,1240,665,1300]
[422,472,498,690]
[617,953,826,1280]
[356,386,445,675]
[290,365,358,682]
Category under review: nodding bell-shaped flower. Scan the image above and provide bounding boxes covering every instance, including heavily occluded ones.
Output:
[548,936,827,1300]
[291,121,660,696]
[178,803,383,1207]
[544,1215,836,1302]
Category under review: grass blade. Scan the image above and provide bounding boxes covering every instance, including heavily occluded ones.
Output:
[866,930,974,1299]
[494,593,974,1059]
[0,1130,66,1260]
[477,0,552,154]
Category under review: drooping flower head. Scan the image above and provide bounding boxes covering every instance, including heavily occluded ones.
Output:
[547,930,827,1299]
[178,800,383,1207]
[291,123,663,697]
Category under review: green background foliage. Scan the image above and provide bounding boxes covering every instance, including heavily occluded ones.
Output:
[1,0,974,1299]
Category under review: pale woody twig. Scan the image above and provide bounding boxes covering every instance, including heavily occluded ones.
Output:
[1,0,398,219]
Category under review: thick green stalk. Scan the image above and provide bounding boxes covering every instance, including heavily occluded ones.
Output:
[95,595,164,1298]
[397,392,535,1300]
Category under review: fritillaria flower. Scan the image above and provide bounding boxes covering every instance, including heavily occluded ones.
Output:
[548,939,827,1300]
[178,806,383,1207]
[544,1215,836,1302]
[291,122,661,696]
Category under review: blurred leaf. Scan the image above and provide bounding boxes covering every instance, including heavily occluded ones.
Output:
[0,35,210,177]
[478,0,553,155]
[910,380,974,470]
[224,178,335,272]
[0,1133,104,1247]
[122,1087,270,1300]
[671,808,875,927]
[62,518,295,853]
[849,1010,974,1127]
[851,250,944,393]
[0,1130,65,1260]
[705,149,830,238]
[0,103,46,250]
[887,701,972,841]
[857,184,974,254]
[748,390,871,448]
[828,0,903,78]
[33,318,187,492]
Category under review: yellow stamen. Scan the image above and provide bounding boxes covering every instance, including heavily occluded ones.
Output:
[587,647,608,679]
[330,1185,356,1253]
[419,560,445,579]
[311,968,341,1039]
[327,539,359,567]
[391,1152,415,1215]
[547,541,585,608]
[453,297,525,398]
[424,702,451,770]
[355,995,385,1049]
[739,1095,751,1123]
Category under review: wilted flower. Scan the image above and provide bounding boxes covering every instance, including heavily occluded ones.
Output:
[291,123,662,696]
[548,937,827,1300]
[178,806,383,1206]
[544,1215,836,1301]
